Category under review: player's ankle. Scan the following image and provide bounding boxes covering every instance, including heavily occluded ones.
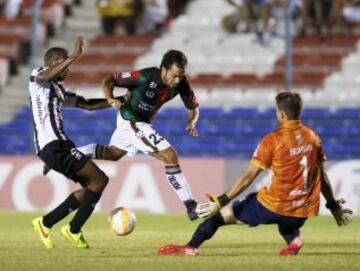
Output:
[184,199,197,211]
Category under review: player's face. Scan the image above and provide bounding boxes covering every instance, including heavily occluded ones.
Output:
[161,64,185,88]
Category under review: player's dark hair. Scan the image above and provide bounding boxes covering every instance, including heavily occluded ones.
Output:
[275,92,302,120]
[44,47,68,65]
[160,50,188,70]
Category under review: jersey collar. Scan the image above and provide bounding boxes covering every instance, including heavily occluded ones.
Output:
[281,120,302,129]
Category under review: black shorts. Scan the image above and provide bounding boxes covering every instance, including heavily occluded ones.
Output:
[39,140,90,183]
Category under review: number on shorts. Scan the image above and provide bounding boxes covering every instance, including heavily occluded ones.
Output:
[149,133,164,145]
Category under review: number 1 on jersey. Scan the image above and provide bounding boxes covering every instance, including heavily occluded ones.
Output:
[299,155,309,192]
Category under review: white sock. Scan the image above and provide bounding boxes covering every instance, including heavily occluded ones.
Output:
[165,164,193,202]
[77,144,97,158]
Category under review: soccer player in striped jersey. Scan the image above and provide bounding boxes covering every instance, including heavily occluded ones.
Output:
[158,91,353,256]
[77,50,200,221]
[30,37,116,249]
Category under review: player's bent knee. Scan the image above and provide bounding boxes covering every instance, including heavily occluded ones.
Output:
[107,146,126,161]
[92,171,109,192]
[162,147,179,164]
[220,204,239,225]
[87,175,108,193]
[99,174,109,189]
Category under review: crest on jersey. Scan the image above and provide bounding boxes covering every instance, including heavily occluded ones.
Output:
[149,81,157,88]
[296,134,303,141]
[146,91,155,98]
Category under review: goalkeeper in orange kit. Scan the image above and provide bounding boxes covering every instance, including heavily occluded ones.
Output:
[158,91,353,256]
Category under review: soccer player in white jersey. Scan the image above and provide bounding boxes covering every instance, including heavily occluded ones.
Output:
[30,37,115,249]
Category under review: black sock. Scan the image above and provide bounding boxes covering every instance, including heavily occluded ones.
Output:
[95,144,106,159]
[184,199,197,212]
[278,226,300,245]
[187,212,225,248]
[69,189,101,233]
[42,193,80,228]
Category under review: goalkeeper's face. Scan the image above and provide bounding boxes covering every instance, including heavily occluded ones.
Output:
[161,64,185,88]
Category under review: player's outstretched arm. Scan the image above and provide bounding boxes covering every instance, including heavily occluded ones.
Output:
[185,107,199,136]
[36,37,83,83]
[225,162,263,199]
[320,163,353,226]
[72,96,111,111]
[65,94,128,111]
[196,162,263,218]
[103,76,122,109]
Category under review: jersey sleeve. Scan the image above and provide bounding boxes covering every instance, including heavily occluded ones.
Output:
[179,76,199,110]
[30,67,47,85]
[251,134,274,169]
[111,70,141,89]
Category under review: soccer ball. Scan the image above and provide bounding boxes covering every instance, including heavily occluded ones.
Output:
[108,207,136,236]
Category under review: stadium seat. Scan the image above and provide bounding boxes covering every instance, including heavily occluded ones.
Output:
[1,106,360,159]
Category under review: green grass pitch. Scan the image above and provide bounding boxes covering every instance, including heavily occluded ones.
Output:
[0,211,359,271]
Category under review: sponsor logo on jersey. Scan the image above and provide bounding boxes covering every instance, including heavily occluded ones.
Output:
[146,91,155,98]
[149,81,157,88]
[138,100,157,111]
[35,94,43,124]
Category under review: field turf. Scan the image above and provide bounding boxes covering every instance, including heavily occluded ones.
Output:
[0,211,359,271]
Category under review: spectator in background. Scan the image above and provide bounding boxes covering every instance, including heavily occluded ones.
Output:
[97,0,143,35]
[222,0,272,41]
[138,0,169,34]
[223,0,252,33]
[343,0,360,23]
[4,0,22,19]
[270,0,303,36]
[302,0,333,36]
[333,0,360,34]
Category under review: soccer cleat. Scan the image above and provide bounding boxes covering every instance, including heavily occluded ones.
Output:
[32,217,54,249]
[42,163,51,175]
[60,224,90,249]
[184,199,198,221]
[158,244,199,256]
[279,237,304,256]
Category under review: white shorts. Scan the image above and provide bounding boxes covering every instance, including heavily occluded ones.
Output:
[109,112,171,156]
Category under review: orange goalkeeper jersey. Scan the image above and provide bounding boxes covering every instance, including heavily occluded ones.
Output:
[252,120,326,218]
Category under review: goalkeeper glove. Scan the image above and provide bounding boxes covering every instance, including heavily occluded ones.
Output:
[195,192,230,219]
[326,198,353,226]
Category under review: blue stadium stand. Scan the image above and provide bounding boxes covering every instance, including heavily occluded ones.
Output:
[0,106,359,159]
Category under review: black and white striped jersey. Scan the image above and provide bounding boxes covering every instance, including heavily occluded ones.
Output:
[28,67,72,154]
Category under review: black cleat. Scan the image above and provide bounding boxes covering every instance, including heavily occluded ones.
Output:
[42,164,51,175]
[184,199,198,221]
